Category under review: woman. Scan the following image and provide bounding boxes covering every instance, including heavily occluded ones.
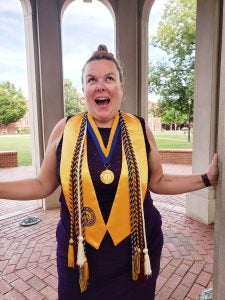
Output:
[0,45,218,300]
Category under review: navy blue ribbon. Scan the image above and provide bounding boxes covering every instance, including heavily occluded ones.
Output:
[87,121,120,165]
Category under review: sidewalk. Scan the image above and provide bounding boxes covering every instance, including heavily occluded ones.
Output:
[0,165,213,300]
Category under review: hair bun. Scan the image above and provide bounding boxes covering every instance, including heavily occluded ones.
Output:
[82,44,124,84]
[97,44,108,52]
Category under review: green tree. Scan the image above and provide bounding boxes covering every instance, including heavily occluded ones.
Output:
[161,106,187,130]
[64,79,86,116]
[148,0,196,117]
[0,81,27,132]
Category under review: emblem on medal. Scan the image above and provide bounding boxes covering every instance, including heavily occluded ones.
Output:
[100,169,114,184]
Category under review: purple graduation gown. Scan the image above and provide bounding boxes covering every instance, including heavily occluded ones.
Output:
[56,117,163,300]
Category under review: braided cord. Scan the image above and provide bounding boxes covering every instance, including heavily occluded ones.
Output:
[68,113,90,292]
[120,116,138,248]
[119,112,144,280]
[69,113,88,256]
[77,119,87,241]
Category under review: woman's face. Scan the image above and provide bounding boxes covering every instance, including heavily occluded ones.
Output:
[82,59,123,127]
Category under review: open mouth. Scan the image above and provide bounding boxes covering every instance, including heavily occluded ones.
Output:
[95,98,110,105]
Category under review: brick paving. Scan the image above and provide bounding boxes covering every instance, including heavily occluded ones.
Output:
[0,165,214,299]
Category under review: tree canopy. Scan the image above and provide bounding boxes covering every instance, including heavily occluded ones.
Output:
[64,79,86,116]
[149,0,196,125]
[0,81,27,129]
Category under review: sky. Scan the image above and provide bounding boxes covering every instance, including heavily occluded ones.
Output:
[0,0,166,100]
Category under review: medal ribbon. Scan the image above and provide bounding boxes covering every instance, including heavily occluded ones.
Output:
[87,113,120,165]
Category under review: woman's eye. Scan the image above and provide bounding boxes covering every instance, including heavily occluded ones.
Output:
[106,76,114,81]
[87,77,95,83]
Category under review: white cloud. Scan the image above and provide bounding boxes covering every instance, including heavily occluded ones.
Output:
[63,52,87,92]
[148,0,167,102]
[62,0,114,51]
[149,0,166,36]
[63,0,114,25]
[0,1,22,14]
[148,0,167,62]
[0,1,28,97]
[0,46,26,66]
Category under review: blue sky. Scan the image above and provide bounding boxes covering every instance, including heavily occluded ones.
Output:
[0,0,166,99]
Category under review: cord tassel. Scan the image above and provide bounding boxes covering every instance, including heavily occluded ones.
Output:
[132,248,141,280]
[68,238,75,268]
[79,261,89,293]
[77,236,87,267]
[143,248,152,277]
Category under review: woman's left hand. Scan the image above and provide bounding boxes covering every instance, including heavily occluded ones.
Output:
[207,153,219,187]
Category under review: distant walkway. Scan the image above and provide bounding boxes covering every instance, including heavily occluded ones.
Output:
[0,164,214,300]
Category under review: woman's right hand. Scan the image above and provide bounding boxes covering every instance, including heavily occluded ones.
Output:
[207,153,219,187]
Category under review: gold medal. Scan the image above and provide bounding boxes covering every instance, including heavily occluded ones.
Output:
[100,169,114,184]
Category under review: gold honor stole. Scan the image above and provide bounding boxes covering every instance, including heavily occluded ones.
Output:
[60,112,148,249]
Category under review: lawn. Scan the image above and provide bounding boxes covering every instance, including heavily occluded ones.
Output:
[0,135,32,166]
[0,131,192,166]
[153,130,193,149]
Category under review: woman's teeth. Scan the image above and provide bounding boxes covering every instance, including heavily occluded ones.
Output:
[95,98,110,105]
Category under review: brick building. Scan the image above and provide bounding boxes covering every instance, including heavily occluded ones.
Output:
[148,101,162,131]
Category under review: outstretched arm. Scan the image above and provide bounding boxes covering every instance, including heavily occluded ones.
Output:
[146,125,219,195]
[0,118,67,200]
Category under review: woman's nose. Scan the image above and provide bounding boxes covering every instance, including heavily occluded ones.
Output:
[96,81,105,91]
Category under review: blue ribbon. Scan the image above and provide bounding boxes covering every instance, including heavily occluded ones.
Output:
[87,121,120,165]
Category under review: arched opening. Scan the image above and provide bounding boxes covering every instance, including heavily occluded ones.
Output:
[148,0,195,142]
[148,0,166,132]
[0,0,42,216]
[61,0,115,116]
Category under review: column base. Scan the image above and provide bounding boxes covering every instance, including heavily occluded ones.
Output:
[186,189,215,224]
[43,186,61,210]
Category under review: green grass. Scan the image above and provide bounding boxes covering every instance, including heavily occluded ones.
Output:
[153,130,193,149]
[0,131,192,167]
[0,134,32,166]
